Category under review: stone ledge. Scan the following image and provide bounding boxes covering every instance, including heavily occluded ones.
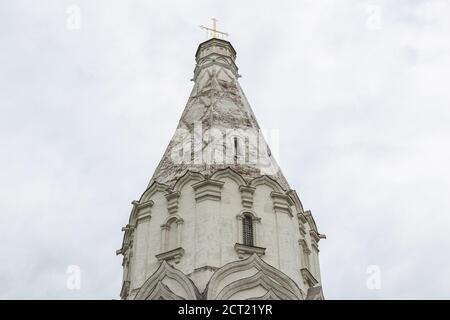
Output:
[271,191,293,217]
[239,185,256,208]
[165,191,181,214]
[234,243,266,259]
[192,179,224,202]
[301,268,318,288]
[155,247,185,264]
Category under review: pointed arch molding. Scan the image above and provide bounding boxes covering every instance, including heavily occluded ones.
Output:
[135,261,200,300]
[139,182,169,203]
[172,171,204,192]
[206,254,304,300]
[211,167,247,187]
[249,175,285,193]
[216,271,297,300]
[146,282,184,300]
[248,289,282,300]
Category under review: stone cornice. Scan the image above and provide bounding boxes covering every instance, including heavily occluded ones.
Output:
[117,223,136,256]
[304,210,323,238]
[234,243,266,259]
[165,191,181,215]
[309,230,322,252]
[297,212,307,224]
[194,38,239,80]
[121,225,135,232]
[239,185,256,208]
[270,191,293,217]
[195,38,237,60]
[136,212,151,223]
[297,213,307,236]
[192,179,225,202]
[287,190,304,212]
[155,247,185,264]
[135,199,154,211]
[129,200,153,225]
[310,230,320,243]
[301,268,318,288]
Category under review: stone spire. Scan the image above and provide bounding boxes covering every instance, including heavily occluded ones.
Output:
[150,38,290,190]
[118,37,325,301]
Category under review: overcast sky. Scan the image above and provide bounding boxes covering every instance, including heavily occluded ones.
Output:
[1,0,449,299]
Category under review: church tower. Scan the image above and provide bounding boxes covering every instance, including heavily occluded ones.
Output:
[117,33,325,300]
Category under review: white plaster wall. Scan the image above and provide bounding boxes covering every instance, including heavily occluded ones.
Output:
[127,175,320,298]
[130,192,167,290]
[131,217,150,290]
[175,181,197,274]
[252,185,279,268]
[218,177,243,266]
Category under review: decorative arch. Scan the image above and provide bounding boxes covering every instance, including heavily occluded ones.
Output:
[216,271,299,300]
[172,170,204,192]
[135,260,199,300]
[139,182,169,203]
[248,289,282,300]
[215,57,229,65]
[237,209,260,220]
[127,205,139,228]
[211,167,247,187]
[162,214,182,225]
[206,254,303,300]
[303,210,321,235]
[250,176,284,193]
[287,190,304,213]
[146,281,184,300]
[216,66,235,82]
[160,214,184,253]
[236,210,261,247]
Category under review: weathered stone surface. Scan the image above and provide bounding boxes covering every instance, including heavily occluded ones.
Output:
[149,38,290,190]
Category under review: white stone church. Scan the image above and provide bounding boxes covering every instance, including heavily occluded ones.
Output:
[116,36,325,300]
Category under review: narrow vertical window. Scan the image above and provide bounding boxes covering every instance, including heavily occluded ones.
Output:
[167,219,178,251]
[190,130,195,162]
[242,215,254,246]
[234,137,238,162]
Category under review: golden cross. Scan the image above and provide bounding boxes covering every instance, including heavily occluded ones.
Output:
[200,18,229,39]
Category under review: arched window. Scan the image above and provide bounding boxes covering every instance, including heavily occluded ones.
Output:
[160,215,184,253]
[242,214,254,246]
[235,212,265,258]
[157,215,185,264]
[166,218,178,251]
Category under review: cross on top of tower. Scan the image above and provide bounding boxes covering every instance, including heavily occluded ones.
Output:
[200,18,229,39]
